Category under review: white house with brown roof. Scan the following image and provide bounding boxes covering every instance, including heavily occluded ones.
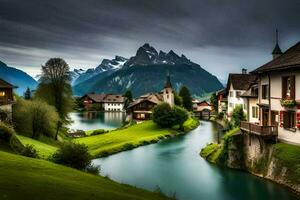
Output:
[81,93,125,112]
[226,71,257,117]
[247,41,300,145]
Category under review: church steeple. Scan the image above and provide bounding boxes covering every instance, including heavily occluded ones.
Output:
[164,70,172,89]
[272,29,283,59]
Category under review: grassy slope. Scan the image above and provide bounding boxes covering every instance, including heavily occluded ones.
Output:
[0,150,169,200]
[274,143,300,184]
[76,121,177,157]
[17,135,58,158]
[200,128,240,163]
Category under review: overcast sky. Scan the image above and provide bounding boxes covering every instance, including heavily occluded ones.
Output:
[0,0,299,82]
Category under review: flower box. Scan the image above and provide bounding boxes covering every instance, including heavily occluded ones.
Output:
[280,99,297,108]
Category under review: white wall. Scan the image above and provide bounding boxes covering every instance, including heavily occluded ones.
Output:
[104,102,124,112]
[227,84,247,115]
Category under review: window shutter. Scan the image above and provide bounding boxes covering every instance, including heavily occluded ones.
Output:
[283,111,289,128]
[282,77,287,99]
[280,111,284,127]
[291,76,296,100]
[297,112,300,129]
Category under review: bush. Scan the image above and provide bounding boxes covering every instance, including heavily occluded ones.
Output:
[91,129,107,136]
[85,164,101,175]
[231,105,246,127]
[13,99,59,139]
[216,112,224,120]
[20,144,39,158]
[51,142,91,170]
[0,122,15,142]
[152,103,189,128]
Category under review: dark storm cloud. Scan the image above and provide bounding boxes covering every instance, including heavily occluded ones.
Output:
[0,0,299,79]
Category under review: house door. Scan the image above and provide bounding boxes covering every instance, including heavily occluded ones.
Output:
[263,109,269,126]
[271,111,279,126]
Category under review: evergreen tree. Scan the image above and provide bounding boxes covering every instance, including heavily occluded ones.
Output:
[24,87,31,100]
[123,90,133,108]
[210,93,218,113]
[179,86,193,111]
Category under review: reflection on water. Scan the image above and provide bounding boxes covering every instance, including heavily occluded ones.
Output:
[68,112,125,131]
[93,121,298,200]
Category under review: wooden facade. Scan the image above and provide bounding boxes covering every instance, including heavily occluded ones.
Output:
[126,100,157,120]
[0,79,15,106]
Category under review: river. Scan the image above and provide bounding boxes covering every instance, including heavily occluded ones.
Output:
[93,121,298,200]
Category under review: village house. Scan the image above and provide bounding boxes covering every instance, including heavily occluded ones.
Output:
[81,93,125,112]
[0,79,17,122]
[126,73,174,120]
[216,88,227,113]
[240,83,259,124]
[242,40,300,145]
[225,70,257,118]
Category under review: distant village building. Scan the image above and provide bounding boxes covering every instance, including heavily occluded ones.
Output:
[216,89,227,113]
[193,100,212,118]
[226,72,257,118]
[81,93,125,112]
[0,79,17,122]
[126,73,174,120]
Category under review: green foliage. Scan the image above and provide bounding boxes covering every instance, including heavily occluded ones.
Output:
[216,112,224,120]
[231,105,246,127]
[52,142,91,170]
[91,129,108,136]
[123,90,133,109]
[182,117,200,132]
[85,164,101,175]
[88,103,103,111]
[35,58,73,123]
[0,150,170,200]
[174,92,183,106]
[280,99,297,108]
[0,122,15,142]
[74,97,85,111]
[179,86,193,111]
[13,99,59,139]
[152,103,189,128]
[20,144,39,158]
[24,87,32,100]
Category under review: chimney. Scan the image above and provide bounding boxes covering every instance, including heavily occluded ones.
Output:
[242,68,247,74]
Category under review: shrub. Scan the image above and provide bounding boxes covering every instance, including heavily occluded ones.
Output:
[152,103,189,128]
[91,129,107,136]
[13,99,59,139]
[51,142,91,170]
[0,122,15,142]
[85,164,101,175]
[216,112,224,120]
[20,144,39,158]
[231,105,246,127]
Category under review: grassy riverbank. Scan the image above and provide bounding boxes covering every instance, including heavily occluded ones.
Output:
[76,119,200,158]
[200,128,240,163]
[0,150,170,200]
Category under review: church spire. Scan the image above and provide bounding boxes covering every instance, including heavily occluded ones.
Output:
[164,70,172,88]
[272,29,283,59]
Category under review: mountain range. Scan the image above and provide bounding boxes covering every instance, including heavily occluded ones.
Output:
[0,61,37,95]
[73,43,223,97]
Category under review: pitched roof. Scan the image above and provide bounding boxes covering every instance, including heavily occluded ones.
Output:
[0,79,16,88]
[253,42,300,73]
[126,93,163,109]
[103,94,125,103]
[83,94,107,102]
[226,73,257,91]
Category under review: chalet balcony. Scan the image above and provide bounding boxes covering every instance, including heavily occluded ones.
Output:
[240,121,278,138]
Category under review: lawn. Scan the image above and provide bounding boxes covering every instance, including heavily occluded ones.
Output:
[76,120,178,157]
[17,135,58,158]
[0,150,170,200]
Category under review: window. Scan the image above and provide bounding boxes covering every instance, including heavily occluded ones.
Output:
[229,103,234,108]
[252,106,259,118]
[282,76,295,99]
[229,91,234,97]
[262,85,269,99]
[0,91,5,97]
[283,111,296,129]
[236,91,242,98]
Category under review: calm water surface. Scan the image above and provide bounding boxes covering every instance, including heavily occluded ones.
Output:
[93,121,299,200]
[68,112,125,131]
